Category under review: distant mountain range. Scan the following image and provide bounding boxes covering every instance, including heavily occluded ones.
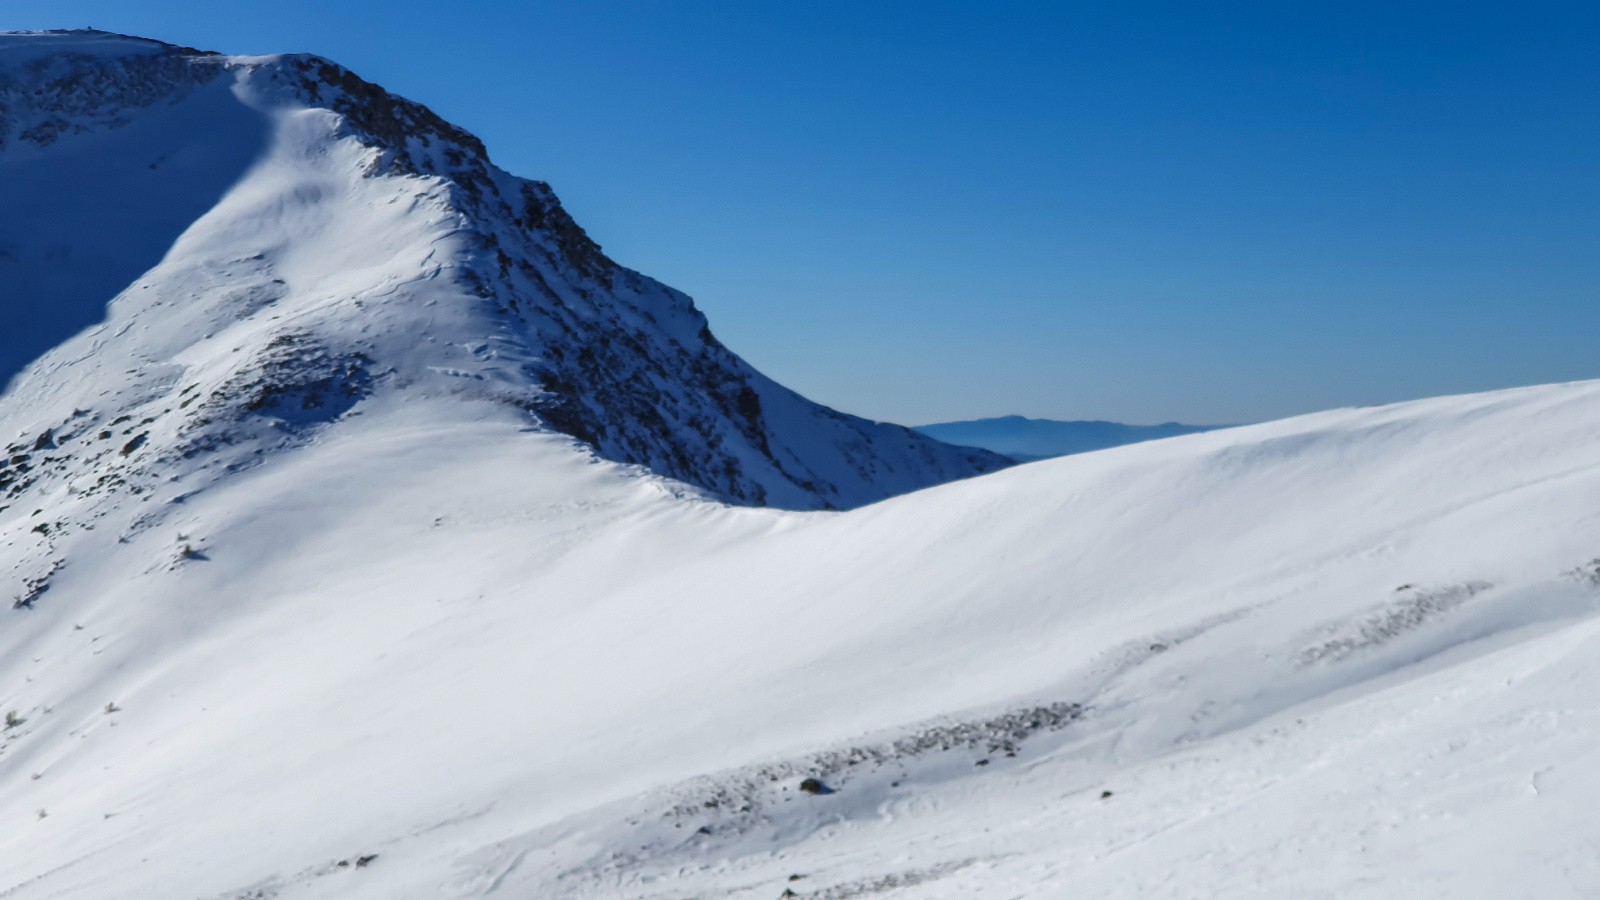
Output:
[914,415,1226,460]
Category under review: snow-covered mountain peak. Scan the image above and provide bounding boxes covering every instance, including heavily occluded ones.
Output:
[0,32,1005,531]
[7,30,1600,900]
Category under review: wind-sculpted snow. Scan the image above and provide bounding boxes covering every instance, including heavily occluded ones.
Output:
[181,331,374,444]
[8,28,1600,900]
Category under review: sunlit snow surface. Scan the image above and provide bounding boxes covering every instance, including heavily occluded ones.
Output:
[3,31,1600,900]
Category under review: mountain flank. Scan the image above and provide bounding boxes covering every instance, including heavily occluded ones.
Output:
[0,28,1005,518]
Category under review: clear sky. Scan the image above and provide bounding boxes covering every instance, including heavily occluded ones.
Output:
[6,2,1598,425]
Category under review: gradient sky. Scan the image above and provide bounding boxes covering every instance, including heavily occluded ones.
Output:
[6,2,1598,425]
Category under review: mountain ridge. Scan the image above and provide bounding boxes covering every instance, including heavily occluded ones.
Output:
[0,29,1006,518]
[915,414,1224,460]
[5,29,1600,900]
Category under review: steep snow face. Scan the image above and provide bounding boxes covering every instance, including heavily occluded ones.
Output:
[0,30,1004,516]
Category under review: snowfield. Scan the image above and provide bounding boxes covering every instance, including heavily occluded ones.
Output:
[3,30,1600,900]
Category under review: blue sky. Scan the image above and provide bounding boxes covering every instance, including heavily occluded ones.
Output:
[7,2,1598,425]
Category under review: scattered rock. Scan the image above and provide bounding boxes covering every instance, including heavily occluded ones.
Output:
[1569,559,1600,587]
[798,777,830,795]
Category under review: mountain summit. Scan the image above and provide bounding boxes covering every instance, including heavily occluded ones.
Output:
[8,30,1599,900]
[0,29,1004,520]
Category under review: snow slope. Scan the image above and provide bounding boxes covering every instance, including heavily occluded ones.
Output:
[4,368,1600,899]
[3,29,1600,900]
[914,415,1223,461]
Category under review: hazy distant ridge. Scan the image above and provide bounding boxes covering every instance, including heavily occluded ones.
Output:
[914,415,1225,460]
